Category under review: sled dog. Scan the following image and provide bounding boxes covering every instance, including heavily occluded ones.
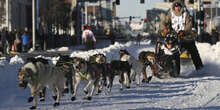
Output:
[56,55,75,94]
[109,60,132,90]
[17,58,66,109]
[119,49,143,85]
[138,51,161,82]
[71,57,105,101]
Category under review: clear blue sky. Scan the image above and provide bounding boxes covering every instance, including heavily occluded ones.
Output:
[116,0,163,19]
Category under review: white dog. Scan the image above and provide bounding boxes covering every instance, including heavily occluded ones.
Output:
[119,49,143,85]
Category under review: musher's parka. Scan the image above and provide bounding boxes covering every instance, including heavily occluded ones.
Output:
[160,0,196,41]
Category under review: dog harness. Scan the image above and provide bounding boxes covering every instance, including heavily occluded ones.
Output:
[81,73,87,79]
[171,10,186,33]
[31,74,38,80]
[160,44,179,55]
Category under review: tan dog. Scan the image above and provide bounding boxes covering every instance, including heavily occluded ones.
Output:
[17,61,66,109]
[138,51,161,83]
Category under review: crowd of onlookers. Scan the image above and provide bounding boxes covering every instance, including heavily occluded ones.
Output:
[0,27,36,57]
[0,27,77,57]
[0,26,219,57]
[198,26,220,45]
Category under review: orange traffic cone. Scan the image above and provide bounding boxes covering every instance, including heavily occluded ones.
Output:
[11,44,16,54]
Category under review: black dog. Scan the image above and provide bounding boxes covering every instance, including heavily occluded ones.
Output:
[56,55,75,94]
[107,60,132,91]
[71,58,105,101]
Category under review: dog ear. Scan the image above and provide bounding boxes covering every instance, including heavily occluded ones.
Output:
[18,68,22,72]
[58,53,62,57]
[25,68,34,74]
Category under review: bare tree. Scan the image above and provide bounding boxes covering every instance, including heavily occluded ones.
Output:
[0,0,6,28]
[39,0,71,34]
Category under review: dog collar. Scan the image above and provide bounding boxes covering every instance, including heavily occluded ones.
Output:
[81,73,87,79]
[31,74,38,80]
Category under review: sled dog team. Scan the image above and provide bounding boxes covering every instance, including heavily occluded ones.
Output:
[17,49,164,109]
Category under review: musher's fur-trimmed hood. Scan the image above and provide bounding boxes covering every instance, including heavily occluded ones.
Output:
[171,0,184,16]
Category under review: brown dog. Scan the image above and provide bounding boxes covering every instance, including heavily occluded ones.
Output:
[138,51,161,83]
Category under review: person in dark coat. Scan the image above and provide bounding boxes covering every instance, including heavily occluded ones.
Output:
[13,29,22,52]
[109,28,116,44]
[1,28,9,55]
[211,26,218,45]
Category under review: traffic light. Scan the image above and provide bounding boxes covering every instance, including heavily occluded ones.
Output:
[140,0,145,4]
[196,11,204,21]
[144,18,147,22]
[189,0,194,4]
[129,16,132,21]
[116,0,120,5]
[200,11,204,21]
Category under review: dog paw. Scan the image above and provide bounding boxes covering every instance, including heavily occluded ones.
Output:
[71,96,76,101]
[98,89,102,94]
[29,106,36,109]
[126,86,130,89]
[53,102,60,107]
[63,88,69,94]
[83,90,88,94]
[70,89,74,94]
[119,80,122,83]
[39,98,45,102]
[141,79,146,83]
[120,88,123,91]
[147,76,152,83]
[27,97,33,103]
[132,79,136,82]
[52,96,57,101]
[83,96,92,100]
[104,83,107,87]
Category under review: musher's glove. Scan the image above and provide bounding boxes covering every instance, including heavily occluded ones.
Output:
[178,30,184,37]
[162,29,168,36]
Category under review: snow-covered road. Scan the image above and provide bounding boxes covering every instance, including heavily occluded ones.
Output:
[1,40,220,110]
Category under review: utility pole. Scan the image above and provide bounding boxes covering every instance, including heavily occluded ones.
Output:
[210,3,213,32]
[99,0,103,27]
[6,0,10,31]
[32,0,36,51]
[85,1,88,25]
[36,0,39,30]
[197,0,201,35]
[112,0,116,29]
[216,1,218,26]
[197,0,204,36]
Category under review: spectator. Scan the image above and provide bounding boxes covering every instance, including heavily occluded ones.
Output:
[1,28,9,55]
[211,26,218,45]
[13,29,22,52]
[21,30,30,52]
[136,33,142,46]
[81,25,96,50]
[0,30,2,56]
[109,28,116,44]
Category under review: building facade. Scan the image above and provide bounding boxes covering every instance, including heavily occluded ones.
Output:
[0,0,32,31]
